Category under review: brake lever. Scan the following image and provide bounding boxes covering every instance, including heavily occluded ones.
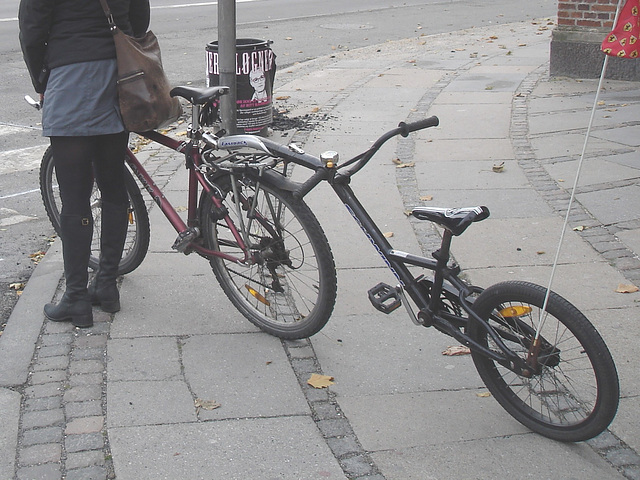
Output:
[24,95,42,111]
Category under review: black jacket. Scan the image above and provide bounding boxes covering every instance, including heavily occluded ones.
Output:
[19,0,150,93]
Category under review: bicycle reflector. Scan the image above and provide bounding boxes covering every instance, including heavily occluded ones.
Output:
[245,285,271,306]
[499,305,532,318]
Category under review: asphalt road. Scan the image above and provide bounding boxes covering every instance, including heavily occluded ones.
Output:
[0,0,556,327]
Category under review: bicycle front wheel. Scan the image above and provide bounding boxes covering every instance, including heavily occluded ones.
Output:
[468,280,619,442]
[39,145,150,275]
[199,174,337,339]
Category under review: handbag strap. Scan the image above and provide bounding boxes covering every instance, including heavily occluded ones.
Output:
[98,0,117,30]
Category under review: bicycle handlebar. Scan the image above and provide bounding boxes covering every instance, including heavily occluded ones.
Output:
[336,115,440,179]
[398,116,439,137]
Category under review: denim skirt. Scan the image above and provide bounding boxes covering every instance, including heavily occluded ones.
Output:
[42,59,125,137]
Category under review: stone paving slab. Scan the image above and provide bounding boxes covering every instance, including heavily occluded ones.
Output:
[108,417,345,479]
[371,434,623,480]
[181,333,310,420]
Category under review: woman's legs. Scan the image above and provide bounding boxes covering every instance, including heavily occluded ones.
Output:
[44,132,130,325]
[44,136,96,327]
[89,132,130,313]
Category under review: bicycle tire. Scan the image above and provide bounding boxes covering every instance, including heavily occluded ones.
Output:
[468,280,619,442]
[39,145,150,275]
[199,174,337,339]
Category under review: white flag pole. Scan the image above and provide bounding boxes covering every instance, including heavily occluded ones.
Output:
[533,0,627,341]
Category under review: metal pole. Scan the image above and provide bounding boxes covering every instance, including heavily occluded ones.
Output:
[218,0,237,134]
[535,0,625,340]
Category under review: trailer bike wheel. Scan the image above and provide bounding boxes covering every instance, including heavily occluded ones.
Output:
[468,280,619,442]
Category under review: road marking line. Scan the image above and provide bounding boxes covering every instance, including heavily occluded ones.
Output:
[0,145,48,176]
[0,188,41,201]
[0,215,38,227]
[152,0,259,9]
[0,125,38,137]
[1,0,259,21]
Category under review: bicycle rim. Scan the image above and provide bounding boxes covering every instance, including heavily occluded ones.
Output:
[200,175,336,339]
[469,281,619,441]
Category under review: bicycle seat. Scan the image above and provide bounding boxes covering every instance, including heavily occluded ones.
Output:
[170,86,230,105]
[412,206,489,236]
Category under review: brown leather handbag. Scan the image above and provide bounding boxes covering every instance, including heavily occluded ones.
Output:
[98,0,182,132]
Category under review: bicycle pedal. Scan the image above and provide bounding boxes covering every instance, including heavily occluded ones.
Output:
[368,282,402,314]
[172,227,200,253]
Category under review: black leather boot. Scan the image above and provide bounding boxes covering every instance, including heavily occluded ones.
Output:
[44,214,93,328]
[88,201,128,313]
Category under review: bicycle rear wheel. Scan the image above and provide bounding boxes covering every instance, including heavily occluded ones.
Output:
[39,145,150,275]
[199,174,337,339]
[468,280,619,442]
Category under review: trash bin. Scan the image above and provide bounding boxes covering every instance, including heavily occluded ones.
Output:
[206,39,276,133]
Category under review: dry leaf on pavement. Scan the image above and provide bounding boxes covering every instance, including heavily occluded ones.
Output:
[442,345,471,356]
[29,251,46,264]
[615,284,639,293]
[194,398,221,411]
[307,374,335,389]
[492,162,505,173]
[396,162,415,169]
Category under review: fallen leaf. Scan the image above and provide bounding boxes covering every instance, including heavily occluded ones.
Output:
[476,392,492,398]
[275,95,290,100]
[442,345,471,356]
[536,251,545,255]
[383,232,394,238]
[396,162,415,169]
[194,398,221,411]
[176,206,188,212]
[573,226,585,232]
[9,282,25,290]
[311,106,320,113]
[420,195,433,201]
[492,162,505,173]
[391,158,403,165]
[307,373,335,389]
[615,284,639,293]
[29,251,46,264]
[285,37,293,40]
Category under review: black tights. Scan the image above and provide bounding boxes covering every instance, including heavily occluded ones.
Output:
[50,132,129,217]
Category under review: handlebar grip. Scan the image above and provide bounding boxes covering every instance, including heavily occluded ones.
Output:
[398,116,439,137]
[293,169,328,200]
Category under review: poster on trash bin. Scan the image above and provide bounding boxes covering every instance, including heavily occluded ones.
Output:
[206,39,277,133]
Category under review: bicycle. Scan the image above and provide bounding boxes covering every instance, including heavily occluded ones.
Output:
[35,86,619,442]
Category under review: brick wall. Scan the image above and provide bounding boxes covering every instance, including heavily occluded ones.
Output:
[557,0,618,30]
[551,0,639,79]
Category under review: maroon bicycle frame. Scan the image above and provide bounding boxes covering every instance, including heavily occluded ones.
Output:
[126,130,251,263]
